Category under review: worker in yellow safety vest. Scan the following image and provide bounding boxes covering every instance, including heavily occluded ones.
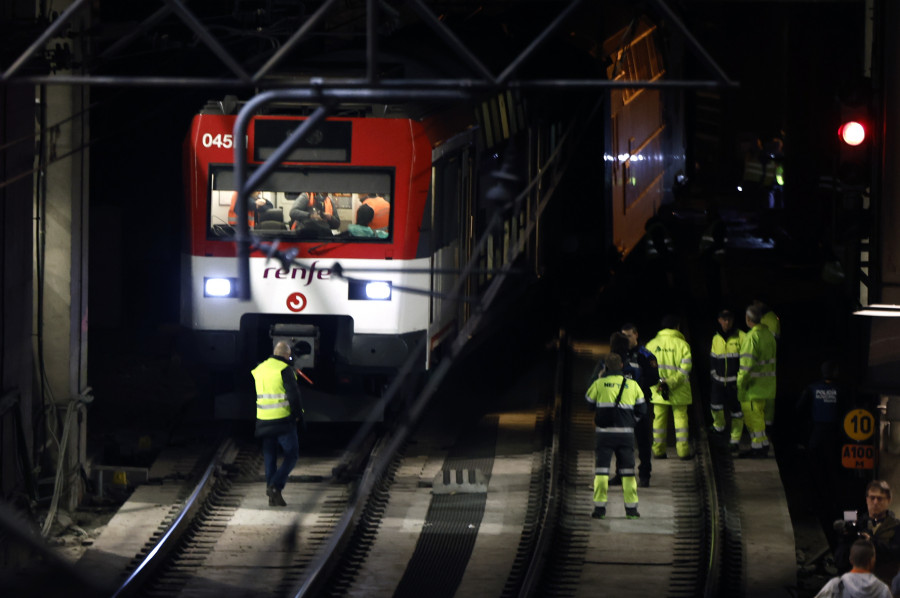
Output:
[737,304,777,458]
[251,341,305,506]
[585,352,647,520]
[753,299,780,447]
[647,315,694,460]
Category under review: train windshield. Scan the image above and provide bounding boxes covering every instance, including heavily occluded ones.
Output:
[208,165,393,241]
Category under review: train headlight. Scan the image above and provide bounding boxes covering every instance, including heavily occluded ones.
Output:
[204,277,238,298]
[366,281,392,300]
[348,280,392,301]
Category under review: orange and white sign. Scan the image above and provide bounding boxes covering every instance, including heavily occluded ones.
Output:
[842,444,875,470]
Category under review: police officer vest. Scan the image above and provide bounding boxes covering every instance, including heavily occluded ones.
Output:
[809,381,839,423]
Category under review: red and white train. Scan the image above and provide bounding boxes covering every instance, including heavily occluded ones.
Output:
[182,105,454,421]
[181,17,681,423]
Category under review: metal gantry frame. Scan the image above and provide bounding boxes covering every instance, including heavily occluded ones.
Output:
[3,0,740,276]
[2,0,737,91]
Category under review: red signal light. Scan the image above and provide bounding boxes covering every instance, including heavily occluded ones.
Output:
[839,121,866,146]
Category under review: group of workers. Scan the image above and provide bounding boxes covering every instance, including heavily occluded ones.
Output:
[227,191,390,236]
[585,301,781,520]
[709,300,781,458]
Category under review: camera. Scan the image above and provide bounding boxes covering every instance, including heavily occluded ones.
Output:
[833,519,860,536]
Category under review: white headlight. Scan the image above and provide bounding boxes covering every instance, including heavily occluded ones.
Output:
[365,281,392,300]
[205,278,233,297]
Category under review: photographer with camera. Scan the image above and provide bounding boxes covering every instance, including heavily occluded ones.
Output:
[834,480,900,585]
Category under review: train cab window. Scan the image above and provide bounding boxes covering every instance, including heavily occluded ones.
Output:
[207,165,392,242]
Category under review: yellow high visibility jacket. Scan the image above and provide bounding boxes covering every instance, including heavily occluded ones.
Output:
[761,310,780,339]
[647,329,693,405]
[252,357,293,421]
[710,328,744,385]
[738,324,777,401]
[585,373,647,430]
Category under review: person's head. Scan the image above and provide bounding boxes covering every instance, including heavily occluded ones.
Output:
[849,538,877,571]
[746,304,763,327]
[752,299,771,315]
[621,323,638,348]
[273,341,292,359]
[610,332,630,356]
[356,204,375,226]
[821,360,840,381]
[605,352,623,373]
[717,309,734,333]
[661,314,680,331]
[866,480,892,518]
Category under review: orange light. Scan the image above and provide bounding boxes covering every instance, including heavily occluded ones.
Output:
[839,121,866,146]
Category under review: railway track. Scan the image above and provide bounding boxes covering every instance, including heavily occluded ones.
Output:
[88,333,740,598]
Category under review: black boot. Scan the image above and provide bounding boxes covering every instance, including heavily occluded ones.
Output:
[269,488,287,507]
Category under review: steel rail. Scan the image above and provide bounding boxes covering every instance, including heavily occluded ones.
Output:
[695,402,724,597]
[110,438,236,598]
[287,91,582,598]
[516,329,566,597]
[683,322,725,597]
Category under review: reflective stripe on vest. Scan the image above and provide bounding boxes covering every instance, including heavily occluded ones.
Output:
[252,358,292,420]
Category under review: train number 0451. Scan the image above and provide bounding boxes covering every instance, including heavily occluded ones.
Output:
[201,133,233,149]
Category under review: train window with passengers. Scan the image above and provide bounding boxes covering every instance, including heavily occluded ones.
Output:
[207,165,393,241]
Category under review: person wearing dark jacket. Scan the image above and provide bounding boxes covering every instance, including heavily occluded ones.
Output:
[796,360,844,523]
[621,323,659,486]
[834,480,900,585]
[585,352,647,520]
[289,192,340,231]
[708,309,744,453]
[251,341,305,507]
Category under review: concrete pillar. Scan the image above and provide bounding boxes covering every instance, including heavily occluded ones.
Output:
[35,1,90,511]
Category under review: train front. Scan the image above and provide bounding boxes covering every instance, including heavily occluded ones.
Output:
[181,107,433,422]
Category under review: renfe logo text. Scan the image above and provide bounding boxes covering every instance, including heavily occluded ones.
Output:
[262,260,332,287]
